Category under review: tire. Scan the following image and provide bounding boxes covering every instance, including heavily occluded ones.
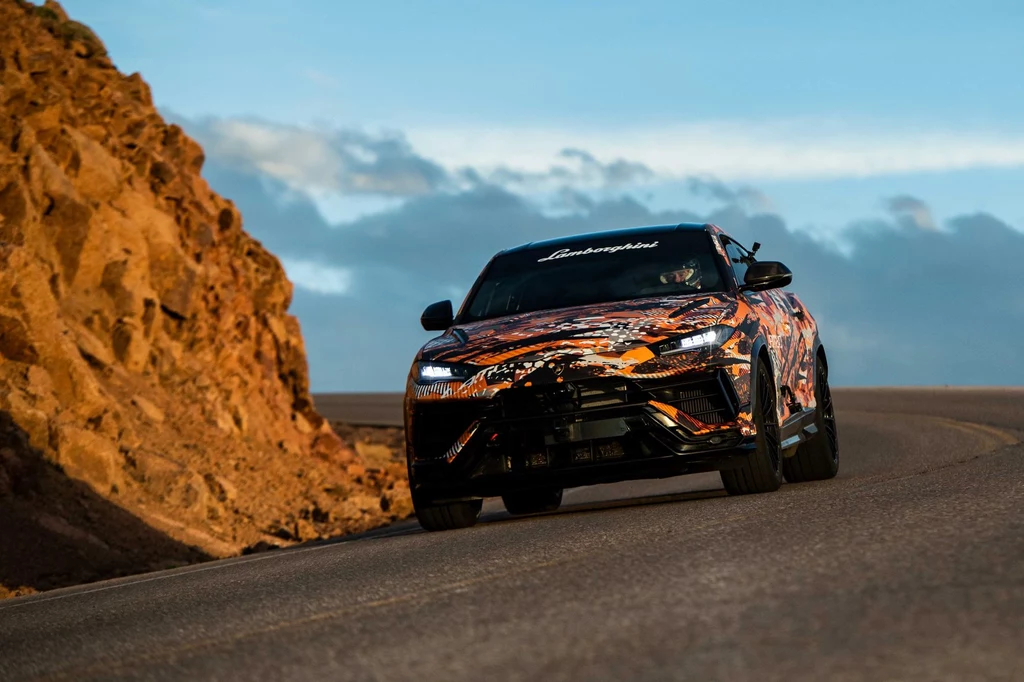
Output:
[783,357,839,482]
[414,496,482,531]
[721,358,784,495]
[501,488,563,515]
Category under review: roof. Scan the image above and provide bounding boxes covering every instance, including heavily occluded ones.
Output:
[502,223,710,255]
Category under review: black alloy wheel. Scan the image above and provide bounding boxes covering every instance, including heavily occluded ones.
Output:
[720,359,784,495]
[783,358,840,482]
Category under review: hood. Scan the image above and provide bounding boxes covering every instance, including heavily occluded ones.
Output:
[419,293,740,374]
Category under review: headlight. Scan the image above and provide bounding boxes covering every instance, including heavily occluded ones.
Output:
[415,361,479,384]
[654,325,734,356]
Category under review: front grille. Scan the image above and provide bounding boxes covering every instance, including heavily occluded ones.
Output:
[498,379,635,420]
[578,382,629,409]
[641,372,737,424]
[411,401,489,460]
[411,372,737,462]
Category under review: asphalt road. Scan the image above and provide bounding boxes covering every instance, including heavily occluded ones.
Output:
[1,388,1022,681]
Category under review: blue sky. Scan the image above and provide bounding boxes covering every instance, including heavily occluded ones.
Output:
[62,0,1024,228]
[62,0,1024,125]
[59,0,1024,389]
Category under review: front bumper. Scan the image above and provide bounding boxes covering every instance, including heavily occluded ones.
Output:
[407,371,754,501]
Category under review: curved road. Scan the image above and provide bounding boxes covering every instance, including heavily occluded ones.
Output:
[1,389,1022,681]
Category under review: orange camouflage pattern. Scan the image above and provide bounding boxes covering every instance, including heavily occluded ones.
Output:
[407,224,820,442]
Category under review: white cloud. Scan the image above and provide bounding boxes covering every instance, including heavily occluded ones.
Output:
[191,119,448,196]
[204,120,341,189]
[185,115,1024,243]
[405,120,1024,182]
[279,258,353,295]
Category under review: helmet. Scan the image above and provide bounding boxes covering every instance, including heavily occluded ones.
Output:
[660,258,702,288]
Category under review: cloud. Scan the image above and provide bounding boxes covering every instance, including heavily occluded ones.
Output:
[476,148,654,193]
[556,148,654,186]
[688,177,775,213]
[187,119,450,197]
[179,115,1024,390]
[279,258,352,295]
[186,116,665,202]
[406,120,1024,181]
[184,116,1024,237]
[885,194,937,231]
[551,188,596,213]
[196,146,1024,391]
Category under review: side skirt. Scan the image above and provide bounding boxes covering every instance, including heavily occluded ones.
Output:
[780,407,818,454]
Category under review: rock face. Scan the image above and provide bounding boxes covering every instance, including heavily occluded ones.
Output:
[0,1,410,596]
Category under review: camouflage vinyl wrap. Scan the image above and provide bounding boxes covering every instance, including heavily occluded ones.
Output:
[406,224,820,442]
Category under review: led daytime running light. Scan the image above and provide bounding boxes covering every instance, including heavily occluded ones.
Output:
[416,362,477,384]
[656,325,734,356]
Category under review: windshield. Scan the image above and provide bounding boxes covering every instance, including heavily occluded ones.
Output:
[461,231,726,322]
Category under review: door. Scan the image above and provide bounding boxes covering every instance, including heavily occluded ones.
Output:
[722,238,805,417]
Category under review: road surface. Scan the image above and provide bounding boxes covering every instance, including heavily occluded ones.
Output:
[1,388,1022,681]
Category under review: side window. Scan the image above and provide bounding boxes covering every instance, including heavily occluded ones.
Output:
[723,240,750,286]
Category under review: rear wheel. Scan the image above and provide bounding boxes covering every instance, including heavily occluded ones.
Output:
[502,488,563,515]
[783,357,839,482]
[721,359,784,495]
[413,495,482,531]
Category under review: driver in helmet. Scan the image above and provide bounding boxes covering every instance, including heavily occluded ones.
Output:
[660,258,702,289]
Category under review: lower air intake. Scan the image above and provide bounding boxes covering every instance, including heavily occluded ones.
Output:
[412,401,488,460]
[644,372,737,424]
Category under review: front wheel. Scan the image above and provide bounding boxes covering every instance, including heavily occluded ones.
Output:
[502,488,563,515]
[414,495,482,531]
[783,357,839,482]
[721,359,784,495]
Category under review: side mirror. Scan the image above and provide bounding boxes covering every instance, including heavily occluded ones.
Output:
[420,300,454,331]
[742,261,792,292]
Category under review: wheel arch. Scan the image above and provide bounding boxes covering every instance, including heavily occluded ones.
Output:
[749,335,777,389]
[747,335,781,422]
[812,337,829,380]
[807,338,830,411]
[815,342,829,371]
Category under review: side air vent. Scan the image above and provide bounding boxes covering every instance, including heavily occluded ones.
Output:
[642,372,738,424]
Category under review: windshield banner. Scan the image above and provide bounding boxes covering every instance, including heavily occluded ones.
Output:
[537,241,660,262]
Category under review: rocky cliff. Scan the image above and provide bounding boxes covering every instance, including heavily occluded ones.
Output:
[0,0,409,597]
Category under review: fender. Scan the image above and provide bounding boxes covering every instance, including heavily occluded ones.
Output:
[813,336,827,370]
[748,334,777,397]
[810,336,828,406]
[732,333,773,425]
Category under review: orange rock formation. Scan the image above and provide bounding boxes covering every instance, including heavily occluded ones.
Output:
[0,0,409,597]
